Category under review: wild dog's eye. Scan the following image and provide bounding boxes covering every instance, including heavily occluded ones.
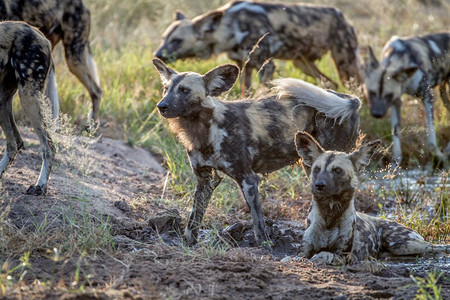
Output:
[171,38,182,47]
[333,167,343,175]
[368,91,377,99]
[384,93,393,101]
[179,86,190,94]
[313,166,321,175]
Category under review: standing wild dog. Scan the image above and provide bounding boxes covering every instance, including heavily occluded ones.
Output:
[295,132,450,264]
[154,1,361,91]
[152,58,361,246]
[364,32,450,167]
[0,21,57,195]
[0,0,102,123]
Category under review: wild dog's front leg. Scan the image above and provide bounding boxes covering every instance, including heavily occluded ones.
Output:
[237,173,270,246]
[258,59,275,85]
[310,251,345,265]
[390,102,402,169]
[184,167,222,245]
[423,91,445,161]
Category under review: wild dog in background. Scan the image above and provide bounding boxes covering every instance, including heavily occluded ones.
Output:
[0,0,102,123]
[155,1,361,91]
[295,132,450,264]
[0,21,58,195]
[152,58,361,246]
[364,32,450,167]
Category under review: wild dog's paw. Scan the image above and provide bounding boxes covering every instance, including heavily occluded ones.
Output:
[310,251,344,265]
[26,184,46,196]
[183,228,197,246]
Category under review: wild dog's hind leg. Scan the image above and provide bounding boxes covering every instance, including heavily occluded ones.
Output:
[0,74,22,177]
[62,3,102,123]
[18,82,55,195]
[294,58,338,89]
[381,219,450,256]
[237,173,270,246]
[184,167,222,245]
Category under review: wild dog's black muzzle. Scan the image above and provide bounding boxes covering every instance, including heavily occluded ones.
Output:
[314,179,327,191]
[157,101,169,114]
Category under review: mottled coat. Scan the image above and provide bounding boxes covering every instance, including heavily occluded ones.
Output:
[155,1,361,90]
[0,0,102,122]
[295,132,450,264]
[152,58,361,246]
[364,32,450,166]
[0,21,57,195]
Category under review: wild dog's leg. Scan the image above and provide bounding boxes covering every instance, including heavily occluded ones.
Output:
[237,173,269,246]
[18,83,55,195]
[258,59,275,85]
[184,167,222,245]
[439,80,450,110]
[390,102,402,169]
[242,66,253,94]
[310,251,345,265]
[293,58,339,89]
[423,90,445,161]
[61,3,102,123]
[0,80,21,177]
[381,219,450,255]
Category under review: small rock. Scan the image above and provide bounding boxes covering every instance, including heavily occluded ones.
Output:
[280,256,291,263]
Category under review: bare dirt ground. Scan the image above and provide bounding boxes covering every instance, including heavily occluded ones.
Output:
[0,127,449,299]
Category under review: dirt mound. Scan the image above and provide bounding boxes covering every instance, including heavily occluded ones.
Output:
[0,127,449,299]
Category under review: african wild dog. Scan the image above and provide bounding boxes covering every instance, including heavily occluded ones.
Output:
[364,32,450,167]
[0,21,58,195]
[152,58,361,246]
[295,132,450,264]
[154,1,361,91]
[0,0,102,123]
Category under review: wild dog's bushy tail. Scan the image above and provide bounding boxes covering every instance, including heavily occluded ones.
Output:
[45,64,60,120]
[272,78,361,125]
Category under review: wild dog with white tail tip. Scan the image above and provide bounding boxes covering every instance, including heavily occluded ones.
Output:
[155,1,362,91]
[0,21,57,195]
[152,58,361,246]
[295,132,450,264]
[0,0,102,124]
[364,32,450,167]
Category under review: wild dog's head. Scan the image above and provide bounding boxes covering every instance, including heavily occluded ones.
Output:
[363,43,419,118]
[154,11,224,62]
[152,58,239,118]
[295,132,380,200]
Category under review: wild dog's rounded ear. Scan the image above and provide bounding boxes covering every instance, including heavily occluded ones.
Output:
[193,11,223,37]
[294,131,325,168]
[349,139,381,171]
[203,64,240,96]
[365,46,379,74]
[392,66,418,83]
[152,58,177,83]
[174,11,187,21]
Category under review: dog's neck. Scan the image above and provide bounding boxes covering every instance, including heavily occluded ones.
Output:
[168,106,215,152]
[312,189,356,230]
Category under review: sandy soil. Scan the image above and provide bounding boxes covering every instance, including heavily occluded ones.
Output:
[0,127,448,299]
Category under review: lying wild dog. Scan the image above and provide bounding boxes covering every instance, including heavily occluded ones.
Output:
[0,21,57,195]
[154,1,361,91]
[295,132,450,264]
[0,0,102,123]
[152,58,361,246]
[364,32,450,167]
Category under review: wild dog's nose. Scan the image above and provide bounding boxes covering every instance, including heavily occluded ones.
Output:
[157,102,169,113]
[315,180,326,191]
[370,109,385,119]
